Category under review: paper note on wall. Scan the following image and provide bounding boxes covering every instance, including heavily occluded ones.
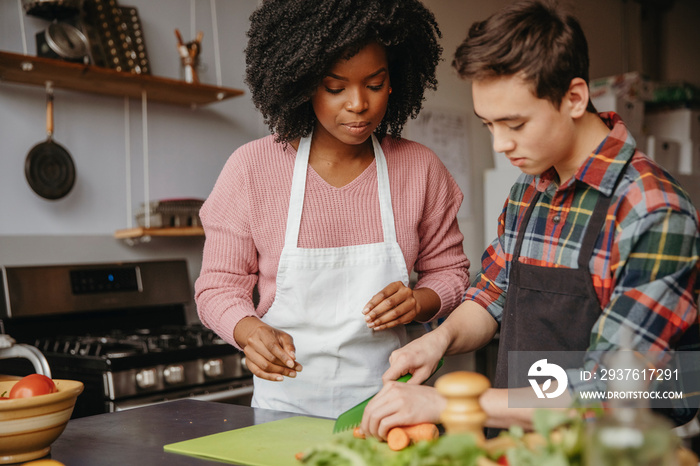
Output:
[406,107,472,219]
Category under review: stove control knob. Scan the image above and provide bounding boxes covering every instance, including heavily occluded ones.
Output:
[164,364,185,385]
[136,368,157,389]
[241,356,251,374]
[203,358,223,378]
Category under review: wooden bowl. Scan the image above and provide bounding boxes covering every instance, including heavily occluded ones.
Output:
[0,379,83,464]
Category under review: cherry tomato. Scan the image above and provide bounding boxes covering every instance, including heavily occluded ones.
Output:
[9,374,57,399]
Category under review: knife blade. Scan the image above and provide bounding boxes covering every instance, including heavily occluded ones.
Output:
[332,358,444,433]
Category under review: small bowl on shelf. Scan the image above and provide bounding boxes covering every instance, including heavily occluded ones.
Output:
[0,379,83,464]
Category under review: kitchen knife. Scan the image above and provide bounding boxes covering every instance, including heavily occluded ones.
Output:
[332,358,444,433]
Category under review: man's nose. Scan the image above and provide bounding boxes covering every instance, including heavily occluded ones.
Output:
[492,128,515,153]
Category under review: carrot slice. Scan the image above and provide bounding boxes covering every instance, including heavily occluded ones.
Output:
[403,423,439,443]
[387,427,411,451]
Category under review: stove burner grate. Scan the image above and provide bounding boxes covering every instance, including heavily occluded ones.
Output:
[33,324,227,359]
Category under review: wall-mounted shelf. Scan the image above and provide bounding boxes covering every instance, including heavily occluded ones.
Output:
[0,51,244,106]
[114,226,204,240]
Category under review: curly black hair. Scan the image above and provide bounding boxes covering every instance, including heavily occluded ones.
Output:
[245,0,442,143]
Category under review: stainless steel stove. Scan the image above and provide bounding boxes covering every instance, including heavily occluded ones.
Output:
[0,259,253,417]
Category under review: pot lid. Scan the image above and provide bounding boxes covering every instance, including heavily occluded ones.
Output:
[45,22,89,60]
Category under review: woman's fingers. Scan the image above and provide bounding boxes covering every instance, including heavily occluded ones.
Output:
[363,282,418,330]
[243,326,301,380]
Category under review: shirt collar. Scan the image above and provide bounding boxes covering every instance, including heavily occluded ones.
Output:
[535,112,637,196]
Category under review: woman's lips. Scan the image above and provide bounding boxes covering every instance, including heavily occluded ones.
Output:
[343,122,371,135]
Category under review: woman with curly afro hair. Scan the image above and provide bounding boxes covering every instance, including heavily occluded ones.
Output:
[195,0,470,418]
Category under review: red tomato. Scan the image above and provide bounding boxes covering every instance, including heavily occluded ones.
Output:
[496,455,509,465]
[9,374,57,399]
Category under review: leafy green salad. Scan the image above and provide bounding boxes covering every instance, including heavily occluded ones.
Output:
[297,409,594,466]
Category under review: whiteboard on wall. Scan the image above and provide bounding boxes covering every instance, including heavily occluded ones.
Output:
[405,107,472,219]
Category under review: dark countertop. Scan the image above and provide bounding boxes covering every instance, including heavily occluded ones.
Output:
[32,400,302,466]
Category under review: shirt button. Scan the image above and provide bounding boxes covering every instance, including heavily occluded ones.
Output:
[552,215,561,223]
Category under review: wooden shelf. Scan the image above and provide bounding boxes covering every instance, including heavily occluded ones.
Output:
[114,226,204,240]
[0,51,244,106]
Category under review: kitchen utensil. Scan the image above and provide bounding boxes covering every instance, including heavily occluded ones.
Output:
[25,83,76,200]
[36,22,90,63]
[332,358,444,433]
[0,334,51,377]
[164,415,390,466]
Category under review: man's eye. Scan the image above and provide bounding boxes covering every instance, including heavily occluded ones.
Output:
[509,123,524,130]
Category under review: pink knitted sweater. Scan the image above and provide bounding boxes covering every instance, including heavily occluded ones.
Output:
[195,135,470,349]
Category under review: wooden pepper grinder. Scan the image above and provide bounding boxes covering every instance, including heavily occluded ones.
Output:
[434,371,490,443]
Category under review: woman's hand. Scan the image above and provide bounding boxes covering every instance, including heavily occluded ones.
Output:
[235,316,302,381]
[363,281,425,331]
[360,382,446,440]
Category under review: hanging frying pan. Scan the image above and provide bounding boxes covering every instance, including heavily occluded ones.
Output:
[25,84,76,200]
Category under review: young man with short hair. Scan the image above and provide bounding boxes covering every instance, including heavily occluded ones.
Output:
[360,0,699,438]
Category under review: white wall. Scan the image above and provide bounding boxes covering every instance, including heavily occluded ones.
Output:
[0,0,264,236]
[0,0,265,320]
[0,0,698,308]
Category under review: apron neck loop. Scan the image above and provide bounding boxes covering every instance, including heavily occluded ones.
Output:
[371,134,398,244]
[284,132,398,248]
[284,133,312,247]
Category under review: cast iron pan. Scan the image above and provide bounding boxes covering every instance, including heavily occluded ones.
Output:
[25,88,76,200]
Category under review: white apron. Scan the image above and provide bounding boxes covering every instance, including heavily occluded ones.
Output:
[251,133,409,418]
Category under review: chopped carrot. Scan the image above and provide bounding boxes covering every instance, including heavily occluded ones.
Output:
[353,426,366,439]
[387,426,411,451]
[403,423,439,443]
[386,423,439,451]
[294,451,304,461]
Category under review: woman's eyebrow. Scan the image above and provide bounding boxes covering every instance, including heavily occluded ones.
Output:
[325,67,388,82]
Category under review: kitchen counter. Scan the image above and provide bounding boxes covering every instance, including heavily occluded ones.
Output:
[26,399,305,466]
[17,397,700,465]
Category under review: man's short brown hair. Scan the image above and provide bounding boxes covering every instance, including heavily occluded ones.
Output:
[453,0,596,112]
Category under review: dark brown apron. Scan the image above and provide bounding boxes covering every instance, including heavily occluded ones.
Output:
[488,175,621,437]
[493,187,612,387]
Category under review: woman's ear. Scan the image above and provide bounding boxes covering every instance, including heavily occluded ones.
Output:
[565,77,590,119]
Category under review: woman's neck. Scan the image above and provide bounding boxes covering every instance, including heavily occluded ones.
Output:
[296,129,376,188]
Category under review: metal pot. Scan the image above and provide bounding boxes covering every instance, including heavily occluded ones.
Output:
[25,85,76,200]
[22,0,81,20]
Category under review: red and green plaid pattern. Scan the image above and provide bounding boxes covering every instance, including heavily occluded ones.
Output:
[465,112,700,356]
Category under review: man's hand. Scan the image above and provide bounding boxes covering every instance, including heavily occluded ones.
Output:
[360,383,446,440]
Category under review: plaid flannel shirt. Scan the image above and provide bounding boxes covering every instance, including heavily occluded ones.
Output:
[465,112,700,395]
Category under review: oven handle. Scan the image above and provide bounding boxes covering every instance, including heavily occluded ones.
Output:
[190,385,254,402]
[114,384,254,412]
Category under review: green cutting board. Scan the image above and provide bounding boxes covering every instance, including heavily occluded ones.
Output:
[164,416,388,465]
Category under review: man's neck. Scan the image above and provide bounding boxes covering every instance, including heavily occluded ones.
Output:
[555,112,611,185]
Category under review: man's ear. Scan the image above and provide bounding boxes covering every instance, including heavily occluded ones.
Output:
[565,77,590,119]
